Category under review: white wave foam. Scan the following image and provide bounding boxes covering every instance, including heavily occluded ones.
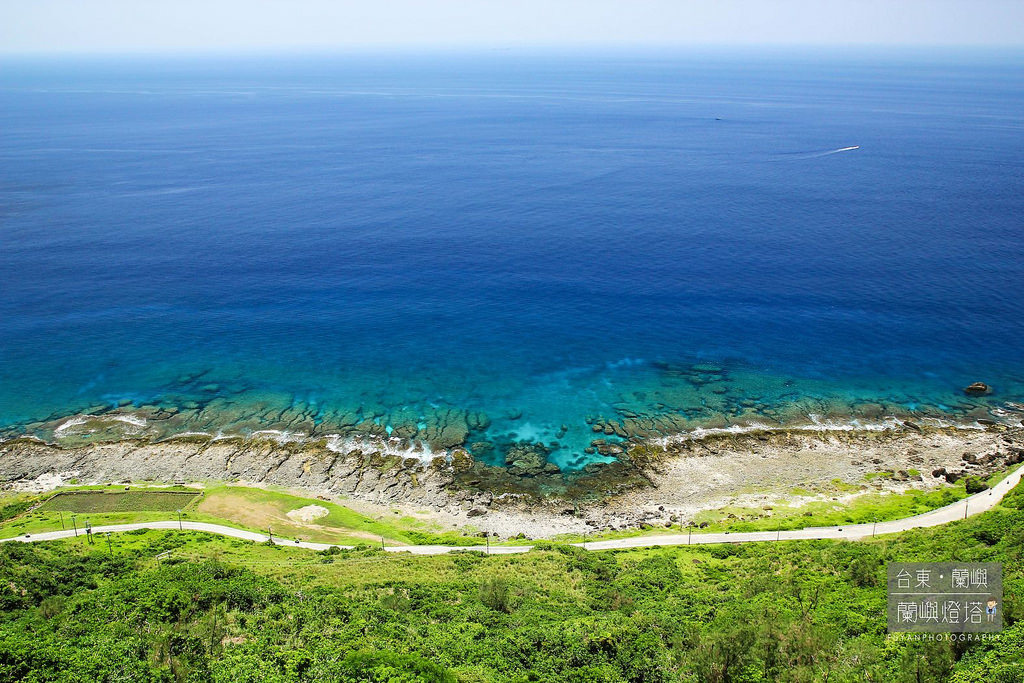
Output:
[152,430,444,464]
[806,413,902,431]
[250,429,308,444]
[652,413,987,448]
[111,414,147,428]
[324,434,441,465]
[53,413,147,436]
[53,416,88,435]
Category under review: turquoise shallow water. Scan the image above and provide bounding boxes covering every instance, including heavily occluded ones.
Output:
[1,51,1023,469]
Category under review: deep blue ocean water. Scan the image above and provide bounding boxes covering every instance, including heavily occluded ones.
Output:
[2,50,1023,469]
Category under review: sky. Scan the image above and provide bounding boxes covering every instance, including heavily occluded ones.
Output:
[1,0,1023,54]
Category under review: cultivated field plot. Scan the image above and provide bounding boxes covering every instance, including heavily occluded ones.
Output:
[39,490,200,513]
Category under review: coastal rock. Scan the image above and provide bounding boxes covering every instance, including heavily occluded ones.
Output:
[450,449,474,473]
[418,408,469,450]
[467,412,491,431]
[391,423,418,439]
[964,382,992,396]
[504,445,547,476]
[469,441,494,458]
[691,364,723,374]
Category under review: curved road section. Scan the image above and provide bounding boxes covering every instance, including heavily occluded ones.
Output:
[4,465,1021,556]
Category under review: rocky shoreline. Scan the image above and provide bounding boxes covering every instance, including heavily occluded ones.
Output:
[2,420,1021,540]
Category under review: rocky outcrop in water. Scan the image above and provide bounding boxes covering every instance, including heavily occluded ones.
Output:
[964,382,993,396]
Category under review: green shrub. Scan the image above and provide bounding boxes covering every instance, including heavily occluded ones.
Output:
[479,576,512,613]
[965,476,990,494]
[0,499,33,522]
[337,651,455,683]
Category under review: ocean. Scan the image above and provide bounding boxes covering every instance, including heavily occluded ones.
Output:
[2,49,1023,470]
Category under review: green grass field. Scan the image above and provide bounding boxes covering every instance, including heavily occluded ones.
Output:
[39,490,200,513]
[0,484,485,546]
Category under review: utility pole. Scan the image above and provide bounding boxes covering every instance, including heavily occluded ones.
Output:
[71,515,78,537]
[177,509,183,531]
[964,500,969,521]
[268,526,273,543]
[381,535,385,552]
[688,525,692,546]
[485,532,490,555]
[58,511,65,530]
[105,532,112,555]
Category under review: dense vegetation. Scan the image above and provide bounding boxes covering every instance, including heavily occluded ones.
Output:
[1,484,1022,682]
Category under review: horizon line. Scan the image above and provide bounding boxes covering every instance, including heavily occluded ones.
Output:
[2,42,1024,59]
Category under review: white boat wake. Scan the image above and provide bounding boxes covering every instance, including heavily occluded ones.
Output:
[772,145,860,161]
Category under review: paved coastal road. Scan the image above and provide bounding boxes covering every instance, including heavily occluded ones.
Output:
[585,463,1024,551]
[4,464,1021,555]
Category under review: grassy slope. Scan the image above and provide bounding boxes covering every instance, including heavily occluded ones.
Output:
[0,481,1022,681]
[0,484,485,546]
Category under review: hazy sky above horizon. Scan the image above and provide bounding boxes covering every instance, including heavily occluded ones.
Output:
[2,0,1023,54]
